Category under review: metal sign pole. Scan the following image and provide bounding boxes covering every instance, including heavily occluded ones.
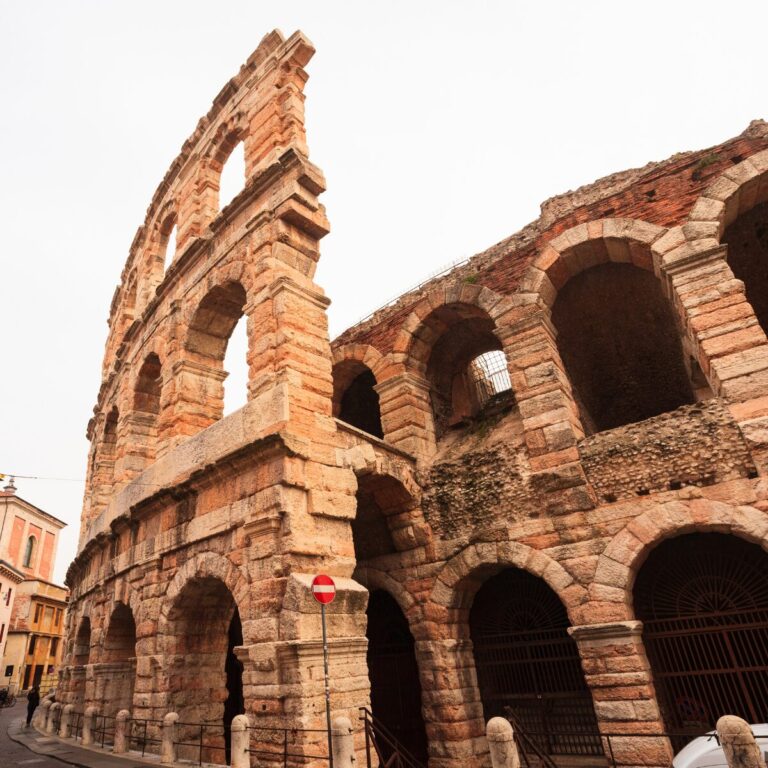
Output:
[321,602,334,768]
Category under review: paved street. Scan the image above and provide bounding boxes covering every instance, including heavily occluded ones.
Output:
[0,699,71,768]
[0,699,151,768]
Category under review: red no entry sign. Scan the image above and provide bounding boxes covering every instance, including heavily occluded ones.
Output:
[311,574,336,604]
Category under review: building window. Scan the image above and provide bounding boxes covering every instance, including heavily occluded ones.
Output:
[54,608,61,625]
[5,587,11,607]
[0,623,4,642]
[28,635,36,655]
[34,604,42,623]
[22,536,36,568]
[50,637,59,657]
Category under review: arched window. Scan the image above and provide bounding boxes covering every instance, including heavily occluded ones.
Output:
[162,220,178,272]
[333,362,384,438]
[22,536,36,568]
[552,262,694,434]
[723,201,768,335]
[134,353,162,415]
[223,315,248,416]
[218,140,246,210]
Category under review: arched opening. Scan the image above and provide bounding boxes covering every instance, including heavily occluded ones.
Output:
[469,568,603,759]
[102,603,137,715]
[352,474,412,562]
[134,353,162,416]
[552,262,695,434]
[722,200,768,336]
[162,219,178,272]
[103,407,119,459]
[634,533,768,740]
[333,361,383,438]
[222,315,248,416]
[187,282,248,426]
[166,577,243,764]
[22,535,36,568]
[73,618,91,666]
[218,140,246,210]
[416,303,511,438]
[366,590,428,764]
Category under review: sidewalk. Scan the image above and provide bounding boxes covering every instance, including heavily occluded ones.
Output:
[7,715,161,768]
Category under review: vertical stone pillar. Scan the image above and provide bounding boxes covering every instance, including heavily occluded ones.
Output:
[332,716,355,768]
[114,709,131,754]
[486,717,520,768]
[375,372,436,458]
[35,699,51,730]
[416,636,482,768]
[82,706,99,746]
[230,715,250,768]
[717,715,767,768]
[46,702,61,734]
[568,621,672,768]
[60,704,74,738]
[161,712,179,764]
[499,313,584,472]
[662,244,768,470]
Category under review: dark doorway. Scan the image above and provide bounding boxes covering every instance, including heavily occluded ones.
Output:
[366,590,428,764]
[223,608,245,765]
[635,533,768,741]
[335,366,384,438]
[33,664,44,688]
[469,569,603,758]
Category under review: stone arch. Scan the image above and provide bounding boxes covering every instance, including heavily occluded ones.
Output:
[353,567,418,624]
[332,344,387,438]
[393,284,513,372]
[430,540,587,632]
[523,218,668,308]
[199,111,250,217]
[160,551,251,628]
[591,498,768,623]
[391,286,515,440]
[73,615,92,666]
[686,149,768,243]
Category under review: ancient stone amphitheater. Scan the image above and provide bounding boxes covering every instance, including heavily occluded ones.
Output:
[60,29,768,768]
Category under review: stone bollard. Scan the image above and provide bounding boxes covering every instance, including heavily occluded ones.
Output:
[717,716,767,768]
[161,712,179,764]
[230,714,250,768]
[46,702,61,734]
[114,709,131,754]
[82,706,99,746]
[332,716,356,768]
[487,717,520,768]
[36,699,51,730]
[59,704,74,738]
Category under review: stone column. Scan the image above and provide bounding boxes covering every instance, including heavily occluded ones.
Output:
[114,709,130,754]
[35,699,51,730]
[230,714,250,768]
[46,702,61,734]
[486,717,520,768]
[375,372,436,458]
[161,712,179,764]
[717,715,767,768]
[662,244,768,471]
[568,621,672,768]
[332,716,356,768]
[82,706,99,746]
[59,704,74,738]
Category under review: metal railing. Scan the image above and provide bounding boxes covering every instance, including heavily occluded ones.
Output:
[360,707,425,768]
[246,723,331,768]
[127,716,165,757]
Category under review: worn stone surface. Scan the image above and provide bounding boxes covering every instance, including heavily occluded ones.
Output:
[59,28,768,768]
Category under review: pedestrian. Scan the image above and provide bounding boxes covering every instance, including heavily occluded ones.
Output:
[26,685,40,727]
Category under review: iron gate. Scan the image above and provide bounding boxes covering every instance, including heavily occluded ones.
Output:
[470,569,604,758]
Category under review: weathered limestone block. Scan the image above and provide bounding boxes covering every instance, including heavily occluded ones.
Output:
[161,712,179,764]
[113,709,130,754]
[332,716,356,768]
[717,716,767,768]
[486,717,520,768]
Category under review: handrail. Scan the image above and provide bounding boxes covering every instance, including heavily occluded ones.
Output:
[505,709,558,768]
[359,707,425,768]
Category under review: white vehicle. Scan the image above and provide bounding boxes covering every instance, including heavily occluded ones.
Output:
[673,726,768,768]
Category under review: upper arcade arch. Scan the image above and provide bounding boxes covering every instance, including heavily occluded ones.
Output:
[590,498,768,624]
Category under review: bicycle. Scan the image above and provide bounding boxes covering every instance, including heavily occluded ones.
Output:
[0,688,16,708]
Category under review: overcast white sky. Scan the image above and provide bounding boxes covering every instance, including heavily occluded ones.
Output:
[1,1,766,584]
